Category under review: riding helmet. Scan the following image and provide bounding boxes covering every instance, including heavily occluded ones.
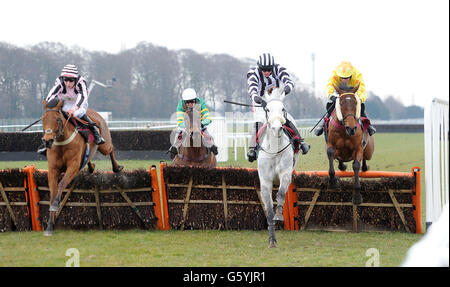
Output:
[257,53,275,70]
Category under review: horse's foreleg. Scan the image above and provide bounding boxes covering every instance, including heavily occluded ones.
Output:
[352,159,363,205]
[50,166,79,212]
[260,179,277,248]
[109,149,123,173]
[274,172,291,221]
[327,146,337,189]
[44,168,60,236]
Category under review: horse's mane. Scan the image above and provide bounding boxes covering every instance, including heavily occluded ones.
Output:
[338,84,356,93]
[265,86,284,99]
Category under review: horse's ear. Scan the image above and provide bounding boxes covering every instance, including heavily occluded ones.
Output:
[351,82,360,93]
[56,100,63,109]
[333,84,344,95]
[46,98,60,108]
[43,100,48,109]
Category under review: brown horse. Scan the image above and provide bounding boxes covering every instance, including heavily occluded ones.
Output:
[41,100,123,236]
[172,106,216,168]
[326,84,375,205]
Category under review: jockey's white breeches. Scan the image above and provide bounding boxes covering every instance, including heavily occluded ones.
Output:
[62,100,88,118]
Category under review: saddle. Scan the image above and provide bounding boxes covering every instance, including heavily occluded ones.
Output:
[324,114,372,144]
[255,124,300,154]
[62,112,94,144]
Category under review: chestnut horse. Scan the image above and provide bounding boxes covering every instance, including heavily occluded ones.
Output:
[172,105,216,168]
[326,84,374,205]
[41,100,123,236]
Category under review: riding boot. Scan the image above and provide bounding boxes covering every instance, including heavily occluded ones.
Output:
[168,145,178,159]
[285,119,310,155]
[168,131,183,159]
[361,103,376,136]
[80,115,105,145]
[315,100,335,136]
[210,145,218,155]
[247,122,262,162]
[202,128,218,155]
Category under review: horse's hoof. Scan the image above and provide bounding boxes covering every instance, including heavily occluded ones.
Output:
[329,178,338,189]
[49,205,59,212]
[113,165,124,173]
[338,163,347,171]
[362,165,369,172]
[352,194,363,205]
[43,230,53,236]
[268,240,277,248]
[273,214,284,221]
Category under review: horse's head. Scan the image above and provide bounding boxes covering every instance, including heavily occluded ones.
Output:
[333,83,361,136]
[41,99,65,149]
[180,104,203,151]
[185,104,202,134]
[264,87,286,135]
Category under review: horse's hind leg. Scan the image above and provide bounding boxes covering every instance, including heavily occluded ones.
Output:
[352,160,363,205]
[361,159,368,172]
[338,160,347,171]
[88,162,95,174]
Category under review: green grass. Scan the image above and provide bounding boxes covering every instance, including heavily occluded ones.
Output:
[0,229,420,267]
[0,133,426,267]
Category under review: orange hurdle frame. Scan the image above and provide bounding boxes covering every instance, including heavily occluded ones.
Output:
[282,167,423,234]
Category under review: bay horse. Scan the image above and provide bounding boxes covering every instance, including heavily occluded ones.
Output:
[172,104,216,168]
[257,87,299,248]
[326,84,375,205]
[41,100,123,236]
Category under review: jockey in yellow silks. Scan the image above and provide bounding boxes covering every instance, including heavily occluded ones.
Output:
[168,88,218,159]
[314,61,376,136]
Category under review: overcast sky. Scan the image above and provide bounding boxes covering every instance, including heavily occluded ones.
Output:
[1,0,448,108]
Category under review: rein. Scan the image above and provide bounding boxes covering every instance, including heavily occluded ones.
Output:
[259,126,292,155]
[43,109,78,146]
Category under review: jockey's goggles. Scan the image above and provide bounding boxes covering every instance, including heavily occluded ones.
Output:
[184,99,197,104]
[63,77,76,82]
[260,67,273,72]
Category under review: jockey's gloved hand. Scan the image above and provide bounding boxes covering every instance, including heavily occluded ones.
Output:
[329,95,337,103]
[253,95,263,104]
[284,85,291,95]
[253,95,267,108]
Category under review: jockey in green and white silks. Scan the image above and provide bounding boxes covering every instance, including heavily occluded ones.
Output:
[246,53,310,162]
[168,88,218,159]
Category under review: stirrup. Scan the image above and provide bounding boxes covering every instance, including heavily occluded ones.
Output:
[300,142,310,155]
[247,147,257,162]
[314,126,324,136]
[210,145,218,155]
[368,125,376,136]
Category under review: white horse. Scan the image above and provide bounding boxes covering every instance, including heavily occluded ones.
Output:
[257,87,299,248]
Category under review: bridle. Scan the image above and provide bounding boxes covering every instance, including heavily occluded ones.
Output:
[261,98,292,155]
[42,109,78,147]
[43,109,65,139]
[339,93,359,124]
